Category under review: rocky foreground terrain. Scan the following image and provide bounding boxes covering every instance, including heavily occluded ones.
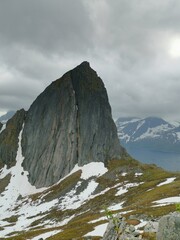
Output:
[0,142,179,239]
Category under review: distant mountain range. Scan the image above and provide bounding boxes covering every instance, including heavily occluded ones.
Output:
[116,117,180,171]
[0,110,15,123]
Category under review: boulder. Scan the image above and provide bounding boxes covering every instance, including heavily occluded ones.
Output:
[156,212,180,240]
[144,221,158,233]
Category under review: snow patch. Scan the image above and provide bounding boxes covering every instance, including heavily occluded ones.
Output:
[0,123,6,134]
[153,196,180,206]
[115,186,128,196]
[0,127,46,205]
[170,121,180,127]
[89,216,107,224]
[135,172,143,177]
[60,162,107,181]
[136,120,145,131]
[59,180,98,210]
[0,126,54,237]
[80,162,108,180]
[115,182,144,196]
[176,132,180,141]
[84,223,108,237]
[108,202,124,211]
[157,177,176,187]
[135,124,171,141]
[119,133,130,143]
[121,172,128,176]
[0,165,11,179]
[135,220,148,230]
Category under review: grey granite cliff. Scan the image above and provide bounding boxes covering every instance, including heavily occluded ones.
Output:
[0,109,26,168]
[22,61,123,187]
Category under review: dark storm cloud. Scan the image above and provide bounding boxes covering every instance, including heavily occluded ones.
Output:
[0,0,180,120]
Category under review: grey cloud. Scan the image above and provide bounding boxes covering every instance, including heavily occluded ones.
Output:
[0,0,94,112]
[0,0,180,121]
[0,0,93,54]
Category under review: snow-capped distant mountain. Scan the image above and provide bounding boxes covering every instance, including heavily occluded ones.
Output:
[116,117,180,171]
[0,110,15,123]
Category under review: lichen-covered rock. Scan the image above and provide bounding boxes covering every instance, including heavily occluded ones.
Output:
[0,109,26,168]
[144,221,158,233]
[102,219,119,240]
[102,214,141,240]
[156,212,180,240]
[22,61,123,187]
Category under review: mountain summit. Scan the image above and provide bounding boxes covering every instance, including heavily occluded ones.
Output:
[116,116,180,171]
[19,61,122,187]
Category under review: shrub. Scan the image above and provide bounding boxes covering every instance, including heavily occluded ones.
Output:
[175,203,180,212]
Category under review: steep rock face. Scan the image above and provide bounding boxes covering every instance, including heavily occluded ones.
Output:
[70,62,122,165]
[0,122,2,132]
[22,61,122,187]
[0,109,26,168]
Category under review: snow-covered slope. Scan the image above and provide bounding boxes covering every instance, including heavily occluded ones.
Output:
[116,117,180,171]
[0,126,180,239]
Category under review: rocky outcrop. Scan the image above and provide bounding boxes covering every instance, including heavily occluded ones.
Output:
[22,61,123,187]
[156,212,180,240]
[104,212,180,240]
[102,214,141,240]
[144,221,158,233]
[0,109,26,168]
[0,122,2,132]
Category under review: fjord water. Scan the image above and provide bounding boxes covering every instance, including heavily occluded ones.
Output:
[126,147,180,172]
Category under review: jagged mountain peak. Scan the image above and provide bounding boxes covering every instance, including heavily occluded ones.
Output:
[52,61,103,94]
[19,62,122,187]
[142,116,170,127]
[0,61,123,191]
[116,116,172,138]
[74,60,90,69]
[116,116,176,142]
[117,116,169,125]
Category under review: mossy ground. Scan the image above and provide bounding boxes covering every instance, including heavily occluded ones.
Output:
[2,157,180,239]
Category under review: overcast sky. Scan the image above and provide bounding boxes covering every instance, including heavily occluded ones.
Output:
[0,0,180,121]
